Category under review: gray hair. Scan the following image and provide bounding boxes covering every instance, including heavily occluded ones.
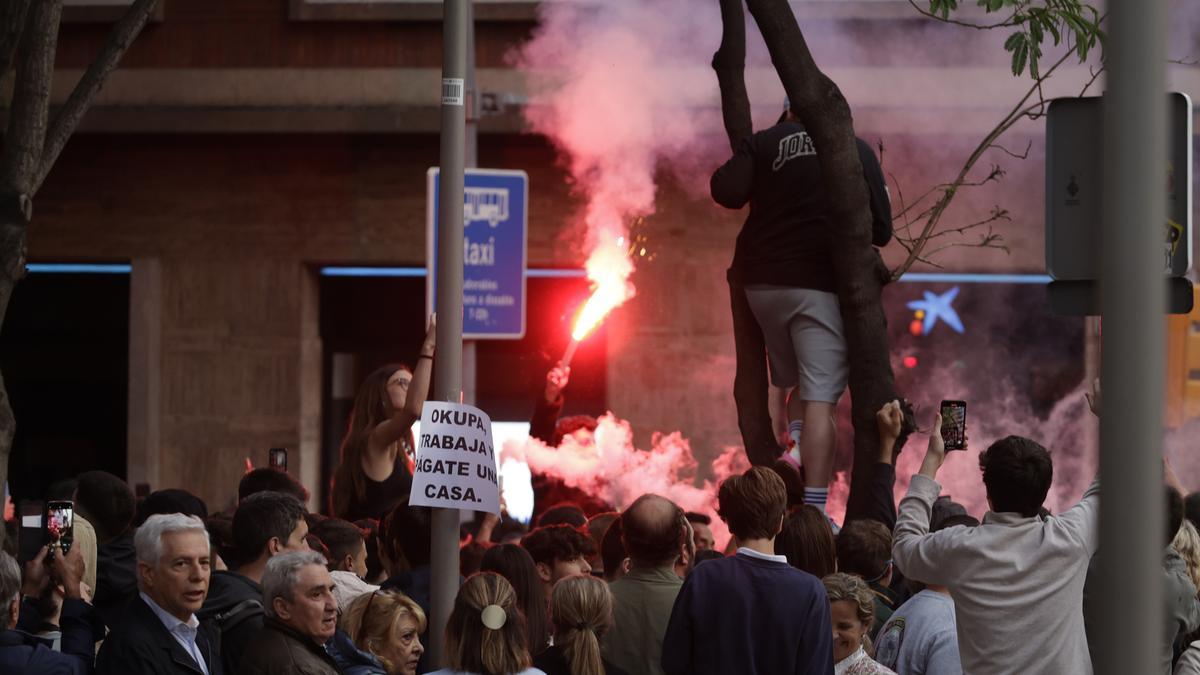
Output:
[134,513,210,566]
[262,550,329,618]
[0,551,20,608]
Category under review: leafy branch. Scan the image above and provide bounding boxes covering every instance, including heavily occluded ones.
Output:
[890,0,1105,280]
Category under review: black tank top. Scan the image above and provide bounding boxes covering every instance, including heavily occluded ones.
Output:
[347,440,413,522]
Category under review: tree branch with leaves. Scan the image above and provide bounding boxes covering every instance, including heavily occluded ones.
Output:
[890,0,1105,279]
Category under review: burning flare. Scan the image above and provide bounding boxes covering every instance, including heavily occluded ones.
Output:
[572,233,636,342]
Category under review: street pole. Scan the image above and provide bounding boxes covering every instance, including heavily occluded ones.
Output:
[430,0,467,666]
[463,1,478,407]
[1097,0,1166,673]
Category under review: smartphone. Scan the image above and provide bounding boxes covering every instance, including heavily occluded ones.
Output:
[45,500,74,557]
[17,500,43,565]
[939,400,967,451]
[269,447,288,472]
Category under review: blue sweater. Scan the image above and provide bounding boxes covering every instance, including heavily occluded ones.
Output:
[661,552,834,675]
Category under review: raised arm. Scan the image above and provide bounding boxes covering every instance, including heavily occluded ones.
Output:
[859,399,904,530]
[892,412,967,585]
[711,137,756,209]
[367,315,437,458]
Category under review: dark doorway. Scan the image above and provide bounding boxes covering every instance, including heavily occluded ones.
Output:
[1,267,130,502]
[317,268,608,508]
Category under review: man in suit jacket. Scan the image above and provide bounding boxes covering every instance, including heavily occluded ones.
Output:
[97,513,222,674]
[0,546,98,675]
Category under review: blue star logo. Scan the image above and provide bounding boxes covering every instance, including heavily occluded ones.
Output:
[907,287,964,335]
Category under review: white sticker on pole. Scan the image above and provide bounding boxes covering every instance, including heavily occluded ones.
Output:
[410,401,500,514]
[442,78,465,106]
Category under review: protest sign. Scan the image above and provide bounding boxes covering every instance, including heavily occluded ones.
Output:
[410,401,501,515]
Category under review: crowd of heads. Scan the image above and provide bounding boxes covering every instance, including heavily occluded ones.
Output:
[5,391,1200,675]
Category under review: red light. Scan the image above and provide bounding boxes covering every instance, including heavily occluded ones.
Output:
[903,356,918,369]
[909,320,923,336]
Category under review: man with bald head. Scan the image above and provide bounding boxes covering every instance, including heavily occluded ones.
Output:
[601,494,693,675]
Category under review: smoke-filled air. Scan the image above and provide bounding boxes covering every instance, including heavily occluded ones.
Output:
[506,415,750,548]
[512,0,725,327]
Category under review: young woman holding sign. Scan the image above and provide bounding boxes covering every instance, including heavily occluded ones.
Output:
[332,315,437,522]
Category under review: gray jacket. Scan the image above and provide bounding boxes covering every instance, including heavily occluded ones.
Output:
[894,474,1100,675]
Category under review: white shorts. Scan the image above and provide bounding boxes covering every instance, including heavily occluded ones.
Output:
[744,285,848,404]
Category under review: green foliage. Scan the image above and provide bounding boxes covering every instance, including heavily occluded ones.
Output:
[928,0,1105,78]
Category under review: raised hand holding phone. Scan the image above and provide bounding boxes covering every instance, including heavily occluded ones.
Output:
[939,400,967,451]
[920,411,949,479]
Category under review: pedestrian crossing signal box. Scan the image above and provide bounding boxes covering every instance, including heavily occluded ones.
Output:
[1045,93,1193,315]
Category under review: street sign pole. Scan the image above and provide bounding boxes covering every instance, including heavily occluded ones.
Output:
[464,0,478,407]
[430,0,466,666]
[1097,1,1167,674]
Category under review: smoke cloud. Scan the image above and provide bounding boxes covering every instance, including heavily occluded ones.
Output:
[505,414,750,549]
[512,0,726,253]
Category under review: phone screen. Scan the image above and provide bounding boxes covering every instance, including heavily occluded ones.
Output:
[45,501,74,556]
[269,447,288,472]
[940,400,967,451]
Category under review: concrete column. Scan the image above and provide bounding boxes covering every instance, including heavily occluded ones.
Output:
[127,257,162,492]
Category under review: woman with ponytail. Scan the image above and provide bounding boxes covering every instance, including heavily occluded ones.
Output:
[534,575,629,675]
[427,572,545,675]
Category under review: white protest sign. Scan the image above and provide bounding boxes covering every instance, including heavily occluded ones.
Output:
[410,401,501,515]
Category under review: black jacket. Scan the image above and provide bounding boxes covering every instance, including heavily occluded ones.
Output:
[535,644,631,675]
[93,533,138,630]
[198,570,264,674]
[0,597,97,675]
[95,595,222,675]
[237,618,342,675]
[712,122,893,292]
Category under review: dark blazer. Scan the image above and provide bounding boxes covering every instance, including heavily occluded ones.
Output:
[95,595,222,675]
[237,618,341,675]
[0,597,97,675]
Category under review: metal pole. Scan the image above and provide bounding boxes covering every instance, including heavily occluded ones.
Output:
[430,0,467,666]
[463,1,479,406]
[1097,0,1166,673]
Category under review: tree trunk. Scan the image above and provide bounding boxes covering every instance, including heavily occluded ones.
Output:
[713,0,784,468]
[0,211,29,549]
[743,0,898,521]
[0,0,156,549]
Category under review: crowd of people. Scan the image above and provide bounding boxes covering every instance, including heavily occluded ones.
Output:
[4,375,1199,675]
[0,106,1194,675]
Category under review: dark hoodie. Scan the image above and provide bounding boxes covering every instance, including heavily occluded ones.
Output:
[198,570,264,674]
[93,532,138,630]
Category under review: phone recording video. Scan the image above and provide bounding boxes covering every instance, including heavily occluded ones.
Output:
[45,500,74,557]
[939,400,967,451]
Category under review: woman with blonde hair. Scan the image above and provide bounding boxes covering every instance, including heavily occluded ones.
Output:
[339,590,427,675]
[427,572,545,675]
[534,575,629,675]
[1174,520,1200,591]
[824,573,896,675]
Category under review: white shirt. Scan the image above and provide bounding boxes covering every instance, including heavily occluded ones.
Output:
[140,592,210,675]
[736,546,789,564]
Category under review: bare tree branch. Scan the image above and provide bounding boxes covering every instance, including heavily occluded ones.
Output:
[1,0,61,197]
[889,42,1081,279]
[988,141,1032,160]
[0,0,32,87]
[33,0,158,195]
